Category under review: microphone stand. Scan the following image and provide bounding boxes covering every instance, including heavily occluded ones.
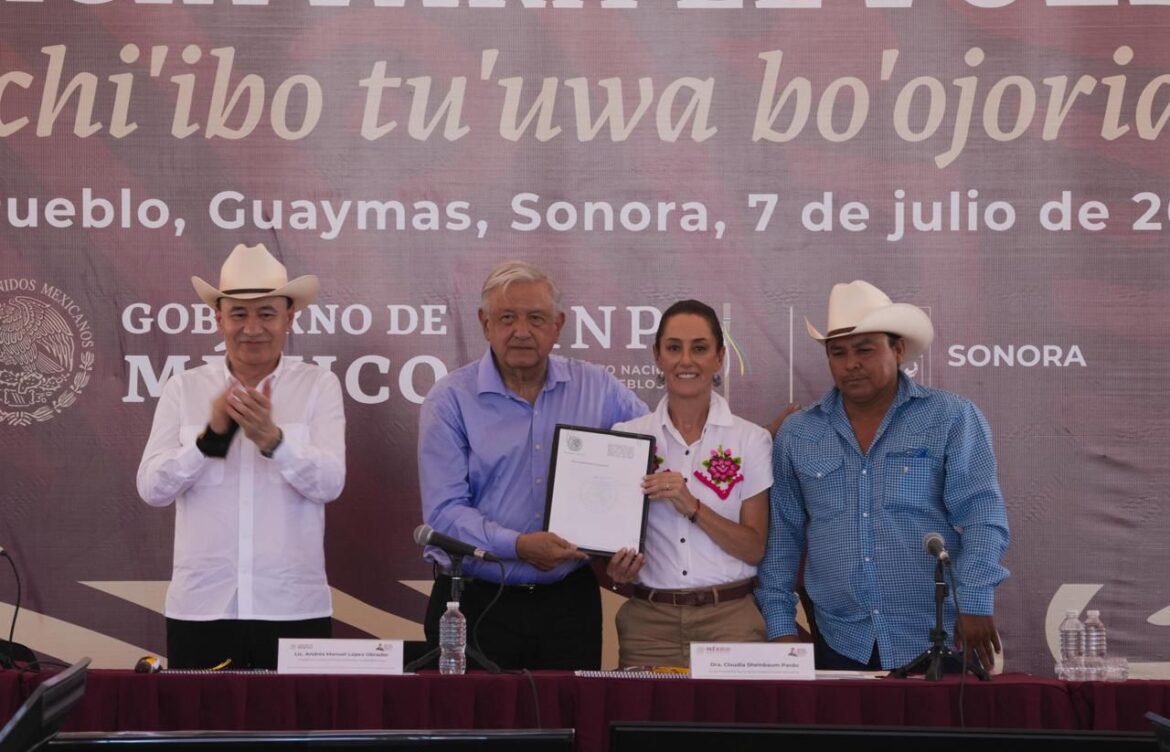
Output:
[405,554,500,673]
[892,558,987,681]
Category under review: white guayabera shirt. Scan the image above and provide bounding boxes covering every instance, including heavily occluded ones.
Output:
[137,357,346,621]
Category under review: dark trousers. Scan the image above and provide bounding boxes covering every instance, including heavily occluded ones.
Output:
[166,617,332,670]
[423,564,602,671]
[816,639,983,674]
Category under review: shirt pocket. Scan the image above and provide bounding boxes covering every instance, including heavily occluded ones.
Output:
[268,422,308,482]
[180,424,225,486]
[882,450,943,512]
[791,448,846,517]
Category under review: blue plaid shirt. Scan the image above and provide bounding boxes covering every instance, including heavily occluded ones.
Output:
[755,374,1010,669]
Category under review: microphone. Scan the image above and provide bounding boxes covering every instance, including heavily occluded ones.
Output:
[413,524,500,562]
[135,655,163,673]
[922,532,952,564]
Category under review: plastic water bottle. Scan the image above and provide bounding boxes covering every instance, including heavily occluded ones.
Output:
[1082,610,1107,680]
[1057,609,1084,679]
[438,601,467,675]
[1083,610,1107,658]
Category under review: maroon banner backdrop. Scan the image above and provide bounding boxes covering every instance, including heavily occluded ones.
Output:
[1,0,1168,677]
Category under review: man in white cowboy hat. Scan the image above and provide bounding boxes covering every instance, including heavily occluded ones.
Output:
[756,280,1010,674]
[137,243,346,670]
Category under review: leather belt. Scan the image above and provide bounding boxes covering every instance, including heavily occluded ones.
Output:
[631,579,756,607]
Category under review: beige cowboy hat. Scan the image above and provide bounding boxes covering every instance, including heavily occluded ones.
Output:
[806,280,934,362]
[192,243,319,310]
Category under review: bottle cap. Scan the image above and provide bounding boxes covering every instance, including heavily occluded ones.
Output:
[447,601,460,609]
[1065,609,1080,617]
[1087,609,1100,617]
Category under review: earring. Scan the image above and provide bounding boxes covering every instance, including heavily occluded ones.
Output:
[713,373,723,387]
[655,371,665,386]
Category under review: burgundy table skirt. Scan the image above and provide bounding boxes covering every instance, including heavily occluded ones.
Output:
[3,670,1168,752]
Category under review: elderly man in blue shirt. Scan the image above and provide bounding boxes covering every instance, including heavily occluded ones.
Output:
[417,260,648,670]
[756,280,1010,673]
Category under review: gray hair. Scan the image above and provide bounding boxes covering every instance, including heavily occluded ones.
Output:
[480,259,562,313]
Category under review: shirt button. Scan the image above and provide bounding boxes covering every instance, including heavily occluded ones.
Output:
[816,473,823,479]
[535,444,541,450]
[862,469,867,475]
[865,557,871,562]
[685,450,690,455]
[680,538,686,543]
[863,512,869,518]
[682,570,688,576]
[872,608,880,615]
[536,478,542,484]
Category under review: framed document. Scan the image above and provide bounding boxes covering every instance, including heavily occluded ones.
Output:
[543,424,655,557]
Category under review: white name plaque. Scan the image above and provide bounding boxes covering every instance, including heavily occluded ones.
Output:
[277,638,404,675]
[690,642,815,680]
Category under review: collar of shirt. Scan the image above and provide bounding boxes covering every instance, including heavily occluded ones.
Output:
[808,374,925,457]
[220,354,285,391]
[653,390,734,447]
[474,347,569,399]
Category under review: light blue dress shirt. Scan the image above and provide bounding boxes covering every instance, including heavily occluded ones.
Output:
[418,348,648,584]
[756,374,1010,669]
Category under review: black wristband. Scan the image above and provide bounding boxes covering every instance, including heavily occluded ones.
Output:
[196,421,239,458]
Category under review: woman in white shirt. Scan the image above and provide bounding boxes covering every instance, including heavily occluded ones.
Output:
[608,299,773,668]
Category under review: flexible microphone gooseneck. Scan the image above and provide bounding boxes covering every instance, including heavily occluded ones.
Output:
[0,547,26,669]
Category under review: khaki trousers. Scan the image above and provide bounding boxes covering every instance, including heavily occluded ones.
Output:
[615,592,766,668]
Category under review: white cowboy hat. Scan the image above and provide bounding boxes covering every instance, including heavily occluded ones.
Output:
[192,243,319,311]
[806,280,934,362]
